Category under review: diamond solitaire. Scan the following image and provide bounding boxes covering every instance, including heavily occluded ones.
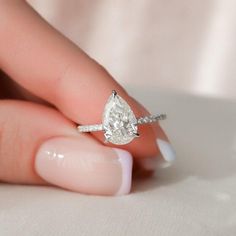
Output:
[78,90,166,145]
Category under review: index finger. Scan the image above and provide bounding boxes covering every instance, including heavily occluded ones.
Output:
[0,1,175,161]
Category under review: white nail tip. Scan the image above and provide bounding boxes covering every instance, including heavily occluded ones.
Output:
[112,148,133,196]
[156,139,176,162]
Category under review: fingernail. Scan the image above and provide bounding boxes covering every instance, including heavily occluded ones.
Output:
[156,139,176,162]
[113,148,133,196]
[139,156,160,171]
[35,137,133,196]
[139,155,173,171]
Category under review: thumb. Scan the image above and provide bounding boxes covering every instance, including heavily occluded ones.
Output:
[0,100,133,196]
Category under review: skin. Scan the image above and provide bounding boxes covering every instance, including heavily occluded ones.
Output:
[0,1,170,192]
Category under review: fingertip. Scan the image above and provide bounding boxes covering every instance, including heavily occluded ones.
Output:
[35,137,133,196]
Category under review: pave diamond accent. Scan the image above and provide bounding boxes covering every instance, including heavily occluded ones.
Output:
[102,91,138,145]
[78,124,103,132]
[137,114,166,124]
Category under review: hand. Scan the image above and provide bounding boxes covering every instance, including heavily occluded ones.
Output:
[0,1,175,196]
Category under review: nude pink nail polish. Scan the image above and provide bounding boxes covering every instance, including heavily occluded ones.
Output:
[35,137,133,196]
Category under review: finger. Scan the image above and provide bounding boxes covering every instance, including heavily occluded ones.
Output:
[0,100,133,196]
[0,70,48,105]
[0,1,175,166]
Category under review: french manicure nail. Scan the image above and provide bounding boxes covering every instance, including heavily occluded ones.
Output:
[156,139,176,162]
[35,137,133,196]
[113,148,133,195]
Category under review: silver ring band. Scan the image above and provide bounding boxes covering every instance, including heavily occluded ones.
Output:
[78,114,166,133]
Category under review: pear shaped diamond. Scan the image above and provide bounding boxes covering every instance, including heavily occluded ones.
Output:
[103,91,138,145]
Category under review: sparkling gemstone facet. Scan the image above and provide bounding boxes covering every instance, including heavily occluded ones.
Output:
[102,92,138,145]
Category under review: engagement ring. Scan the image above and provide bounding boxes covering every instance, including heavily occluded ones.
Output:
[77,90,166,145]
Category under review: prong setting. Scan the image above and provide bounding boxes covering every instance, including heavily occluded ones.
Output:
[112,90,117,98]
[133,132,140,137]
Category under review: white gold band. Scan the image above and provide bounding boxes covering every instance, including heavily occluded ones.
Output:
[78,114,166,133]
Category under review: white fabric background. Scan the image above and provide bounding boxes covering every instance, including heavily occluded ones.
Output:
[1,1,236,235]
